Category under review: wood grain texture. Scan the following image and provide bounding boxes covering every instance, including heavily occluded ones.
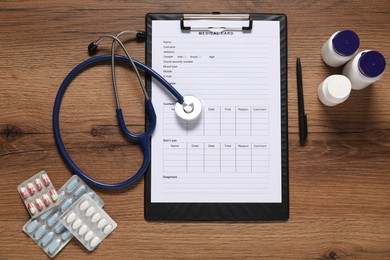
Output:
[1,0,389,259]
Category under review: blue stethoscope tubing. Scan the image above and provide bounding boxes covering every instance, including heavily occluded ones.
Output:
[53,54,184,189]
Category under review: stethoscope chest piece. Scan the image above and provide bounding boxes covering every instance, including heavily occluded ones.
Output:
[175,95,202,121]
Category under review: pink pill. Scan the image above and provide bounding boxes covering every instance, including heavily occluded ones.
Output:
[35,179,43,191]
[28,202,37,215]
[49,189,58,202]
[27,183,35,196]
[42,174,50,187]
[43,194,51,207]
[20,187,29,199]
[35,198,44,211]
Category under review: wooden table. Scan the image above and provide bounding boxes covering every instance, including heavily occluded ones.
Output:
[1,1,389,259]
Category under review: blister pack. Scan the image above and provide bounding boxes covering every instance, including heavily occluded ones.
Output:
[17,170,59,216]
[60,194,117,251]
[22,175,105,257]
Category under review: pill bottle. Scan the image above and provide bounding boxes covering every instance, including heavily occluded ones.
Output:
[321,30,360,67]
[318,75,352,106]
[342,50,386,90]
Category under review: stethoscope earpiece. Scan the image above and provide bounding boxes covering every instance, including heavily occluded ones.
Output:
[88,42,98,56]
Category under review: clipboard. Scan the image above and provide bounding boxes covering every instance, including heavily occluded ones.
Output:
[144,13,288,221]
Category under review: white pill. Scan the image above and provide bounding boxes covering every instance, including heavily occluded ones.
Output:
[103,224,113,234]
[85,206,95,217]
[66,212,76,224]
[91,212,101,223]
[78,224,88,235]
[72,218,82,229]
[90,236,101,248]
[84,231,94,241]
[97,218,107,229]
[79,200,89,211]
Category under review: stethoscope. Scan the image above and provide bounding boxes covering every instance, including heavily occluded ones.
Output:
[53,30,202,190]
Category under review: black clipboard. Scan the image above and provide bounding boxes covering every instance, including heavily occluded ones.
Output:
[144,13,288,221]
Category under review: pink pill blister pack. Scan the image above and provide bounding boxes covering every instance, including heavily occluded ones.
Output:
[17,170,59,217]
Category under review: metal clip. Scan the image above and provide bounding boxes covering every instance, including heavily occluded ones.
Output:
[180,13,253,31]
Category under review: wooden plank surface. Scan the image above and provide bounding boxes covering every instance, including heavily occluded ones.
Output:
[1,0,389,259]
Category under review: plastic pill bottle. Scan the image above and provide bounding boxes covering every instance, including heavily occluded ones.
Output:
[321,30,360,67]
[318,75,352,106]
[342,50,386,90]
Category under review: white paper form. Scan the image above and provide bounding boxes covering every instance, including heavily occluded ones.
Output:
[151,20,281,203]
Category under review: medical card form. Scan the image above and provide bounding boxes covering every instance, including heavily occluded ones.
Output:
[150,20,282,204]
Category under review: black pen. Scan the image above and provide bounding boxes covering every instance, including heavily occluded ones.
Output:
[296,57,308,146]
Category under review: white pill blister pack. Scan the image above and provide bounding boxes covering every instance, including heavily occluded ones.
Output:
[60,194,117,251]
[23,175,105,257]
[17,170,59,217]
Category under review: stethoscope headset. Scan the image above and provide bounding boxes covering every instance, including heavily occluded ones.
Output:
[53,30,202,190]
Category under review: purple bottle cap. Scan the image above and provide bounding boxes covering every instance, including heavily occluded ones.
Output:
[358,51,386,78]
[332,30,360,56]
